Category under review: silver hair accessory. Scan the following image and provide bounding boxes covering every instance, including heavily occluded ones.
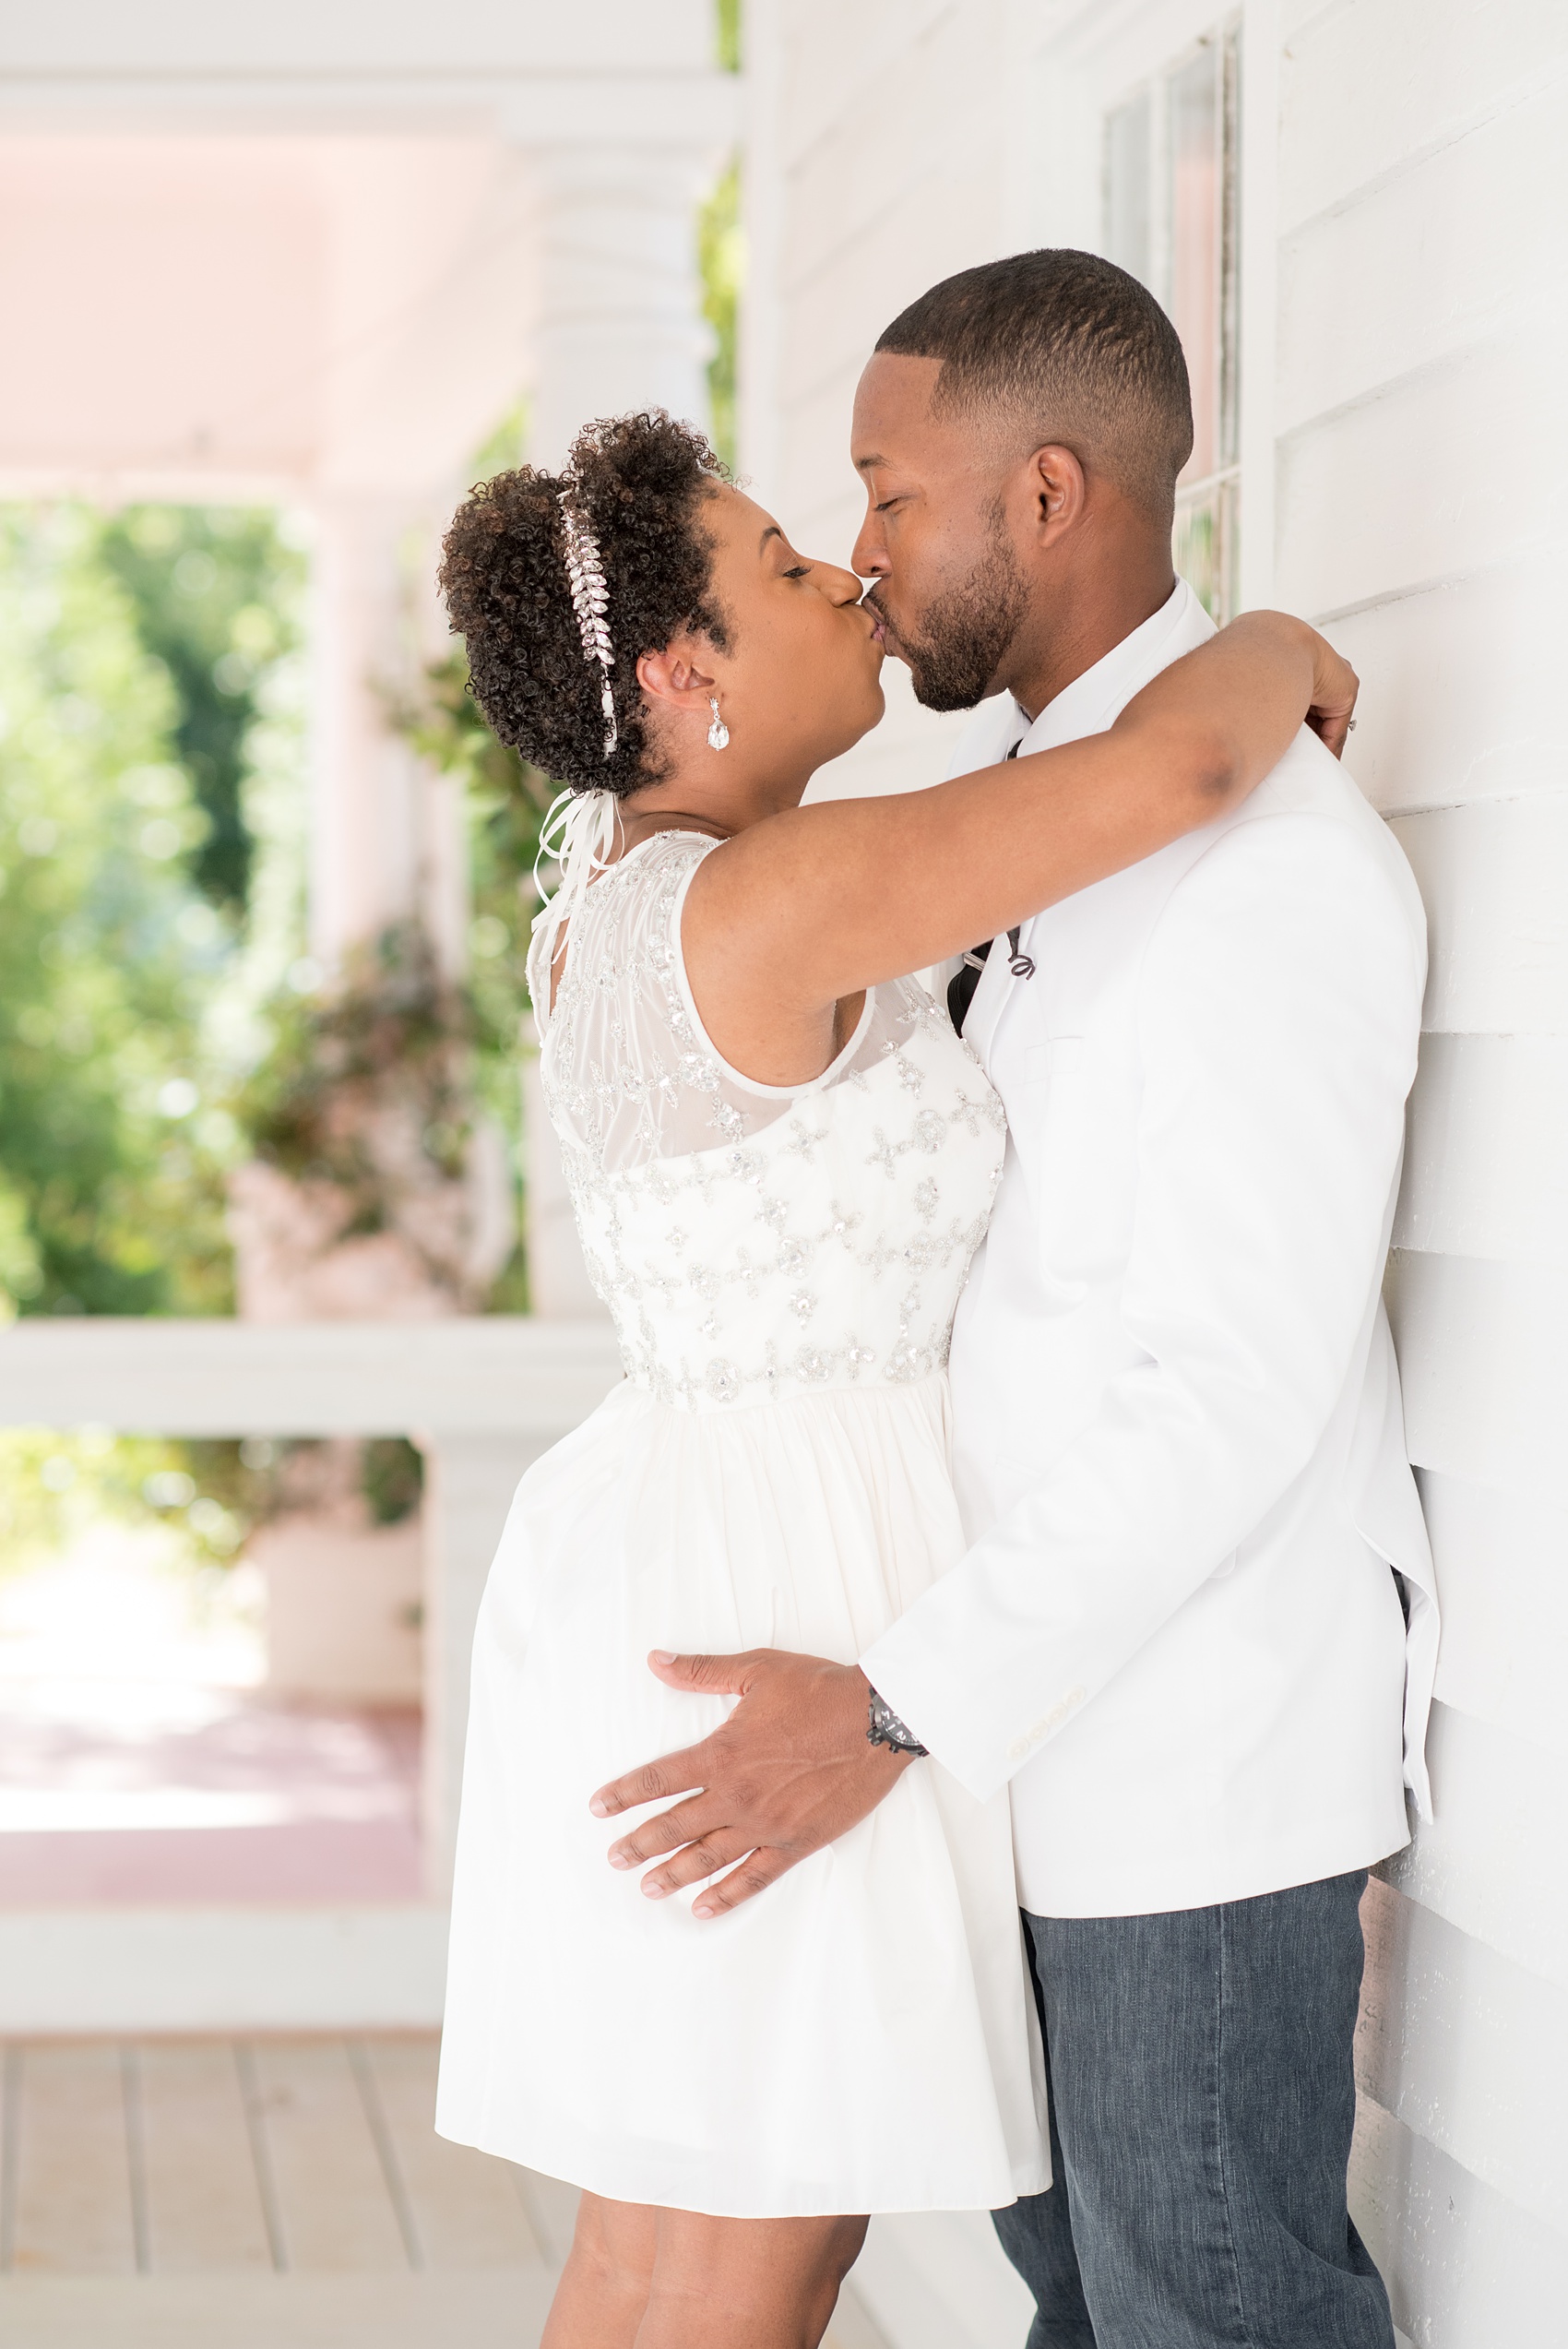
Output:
[707,696,730,751]
[559,481,618,758]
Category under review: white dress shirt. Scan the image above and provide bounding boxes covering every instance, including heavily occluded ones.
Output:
[862,580,1437,1918]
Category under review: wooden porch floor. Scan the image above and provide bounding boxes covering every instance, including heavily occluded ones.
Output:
[0,2034,886,2346]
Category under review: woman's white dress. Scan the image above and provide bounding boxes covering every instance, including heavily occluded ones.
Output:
[435,829,1048,2218]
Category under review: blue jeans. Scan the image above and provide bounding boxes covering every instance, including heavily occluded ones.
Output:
[993,1871,1394,2349]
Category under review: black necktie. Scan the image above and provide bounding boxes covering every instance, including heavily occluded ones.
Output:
[946,736,1035,1034]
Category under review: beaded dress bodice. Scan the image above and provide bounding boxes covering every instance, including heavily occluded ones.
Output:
[529,830,1005,1413]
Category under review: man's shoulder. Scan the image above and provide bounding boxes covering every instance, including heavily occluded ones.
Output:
[1168,731,1428,980]
[1235,725,1406,860]
[1240,724,1368,822]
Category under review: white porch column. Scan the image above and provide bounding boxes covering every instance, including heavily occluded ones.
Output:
[527,143,718,470]
[309,495,468,977]
[520,137,720,1316]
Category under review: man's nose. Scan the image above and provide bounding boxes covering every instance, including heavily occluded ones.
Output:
[849,508,886,581]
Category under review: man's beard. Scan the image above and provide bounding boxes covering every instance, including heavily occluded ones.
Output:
[867,514,1028,712]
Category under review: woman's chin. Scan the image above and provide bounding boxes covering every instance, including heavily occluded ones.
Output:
[846,688,887,751]
[809,682,887,771]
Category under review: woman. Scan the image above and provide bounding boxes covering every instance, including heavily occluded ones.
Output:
[434,413,1357,2348]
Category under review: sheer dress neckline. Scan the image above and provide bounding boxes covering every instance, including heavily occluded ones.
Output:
[529,829,914,1175]
[525,826,1007,1413]
[535,825,714,1032]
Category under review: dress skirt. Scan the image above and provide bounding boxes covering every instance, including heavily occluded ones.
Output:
[435,1371,1048,2218]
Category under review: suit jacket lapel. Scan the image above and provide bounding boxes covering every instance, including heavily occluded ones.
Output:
[962,931,1017,1074]
[963,584,1210,1071]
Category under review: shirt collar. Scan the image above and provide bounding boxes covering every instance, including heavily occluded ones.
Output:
[1014,578,1208,757]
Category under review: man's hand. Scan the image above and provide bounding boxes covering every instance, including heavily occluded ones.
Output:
[588,1650,914,1920]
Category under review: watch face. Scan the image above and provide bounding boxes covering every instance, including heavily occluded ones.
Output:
[868,1691,927,1755]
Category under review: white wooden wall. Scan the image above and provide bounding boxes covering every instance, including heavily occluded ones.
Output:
[1273,3,1568,2339]
[752,4,1568,2343]
[743,0,1013,808]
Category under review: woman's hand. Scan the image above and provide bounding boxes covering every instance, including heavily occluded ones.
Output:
[1303,627,1359,760]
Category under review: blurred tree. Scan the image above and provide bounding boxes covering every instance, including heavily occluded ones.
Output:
[0,1423,422,1579]
[0,505,236,1317]
[0,1427,252,1568]
[700,160,742,472]
[236,917,477,1204]
[703,4,742,470]
[377,650,550,1312]
[97,506,305,913]
[386,647,550,1038]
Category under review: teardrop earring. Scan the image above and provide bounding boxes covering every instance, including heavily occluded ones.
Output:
[707,697,731,751]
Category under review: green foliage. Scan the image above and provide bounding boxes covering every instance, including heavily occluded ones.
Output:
[234,920,478,1219]
[0,1427,252,1571]
[97,506,305,912]
[385,647,536,808]
[0,506,237,1317]
[467,402,529,486]
[360,1436,424,1527]
[382,646,553,1301]
[705,1,743,465]
[0,1425,424,1576]
[699,160,743,472]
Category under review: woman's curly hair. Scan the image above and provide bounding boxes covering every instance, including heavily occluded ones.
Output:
[439,411,731,800]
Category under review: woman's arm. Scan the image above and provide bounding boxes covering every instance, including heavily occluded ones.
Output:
[683,613,1357,1085]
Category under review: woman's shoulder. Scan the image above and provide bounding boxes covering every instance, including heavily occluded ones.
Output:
[624,826,718,894]
[589,828,717,922]
[585,830,718,968]
[528,829,717,1031]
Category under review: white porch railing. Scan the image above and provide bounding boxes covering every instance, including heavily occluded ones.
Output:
[0,1317,622,2032]
[0,1316,1037,2346]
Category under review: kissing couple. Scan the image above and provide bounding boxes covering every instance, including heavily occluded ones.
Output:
[435,249,1437,2349]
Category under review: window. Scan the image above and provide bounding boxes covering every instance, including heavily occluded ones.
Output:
[1104,23,1241,619]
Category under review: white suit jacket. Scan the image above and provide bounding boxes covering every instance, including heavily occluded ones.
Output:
[861,581,1437,1918]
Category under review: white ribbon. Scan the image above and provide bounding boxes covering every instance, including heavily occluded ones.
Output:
[530,786,622,957]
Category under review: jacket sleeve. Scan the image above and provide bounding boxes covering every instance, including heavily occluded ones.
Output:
[859,808,1426,1802]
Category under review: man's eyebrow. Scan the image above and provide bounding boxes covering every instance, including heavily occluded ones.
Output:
[853,453,887,472]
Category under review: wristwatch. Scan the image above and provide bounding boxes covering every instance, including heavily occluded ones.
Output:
[867,1686,929,1758]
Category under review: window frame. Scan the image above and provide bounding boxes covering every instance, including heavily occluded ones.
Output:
[1102,15,1243,620]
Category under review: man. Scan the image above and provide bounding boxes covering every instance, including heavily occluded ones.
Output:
[594,250,1437,2347]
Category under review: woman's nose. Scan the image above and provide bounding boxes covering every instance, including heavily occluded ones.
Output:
[823,562,867,606]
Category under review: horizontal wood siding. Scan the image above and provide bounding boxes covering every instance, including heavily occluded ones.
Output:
[1349,2094,1562,2344]
[1278,2,1568,2335]
[1412,1473,1568,1757]
[752,0,1007,805]
[759,6,1567,2341]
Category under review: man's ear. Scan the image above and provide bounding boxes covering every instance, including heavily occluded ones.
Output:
[1028,445,1087,543]
[637,641,719,713]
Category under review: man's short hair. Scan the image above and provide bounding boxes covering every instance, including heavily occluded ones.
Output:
[875,249,1194,521]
